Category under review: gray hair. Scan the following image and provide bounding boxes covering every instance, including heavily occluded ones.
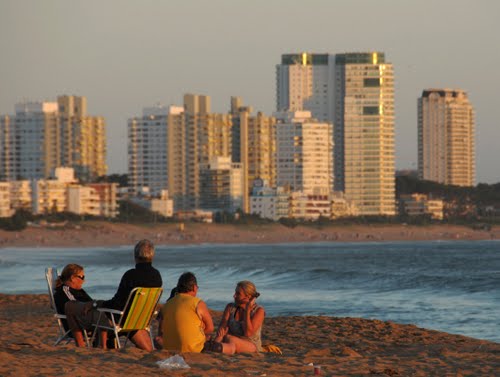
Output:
[134,239,155,262]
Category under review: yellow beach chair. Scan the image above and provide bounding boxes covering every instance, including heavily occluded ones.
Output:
[90,287,163,349]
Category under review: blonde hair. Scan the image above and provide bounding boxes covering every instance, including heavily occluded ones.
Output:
[56,263,83,288]
[236,280,260,299]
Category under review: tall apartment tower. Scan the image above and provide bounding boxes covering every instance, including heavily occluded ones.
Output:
[0,96,106,182]
[128,104,184,196]
[276,53,334,122]
[57,95,107,181]
[418,89,475,186]
[276,111,333,195]
[333,52,395,215]
[230,96,276,213]
[276,52,395,216]
[128,94,233,210]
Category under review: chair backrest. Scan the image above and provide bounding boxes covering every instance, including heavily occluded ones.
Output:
[45,267,59,311]
[120,287,163,331]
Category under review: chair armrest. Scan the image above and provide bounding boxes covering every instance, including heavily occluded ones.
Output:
[97,308,124,316]
[54,314,67,319]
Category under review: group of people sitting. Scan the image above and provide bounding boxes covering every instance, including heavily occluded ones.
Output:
[54,239,265,354]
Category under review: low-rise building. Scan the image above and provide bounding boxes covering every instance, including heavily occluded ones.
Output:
[130,190,173,218]
[289,192,331,220]
[87,183,119,218]
[330,192,358,219]
[399,193,444,220]
[250,181,289,221]
[0,182,13,218]
[10,181,32,210]
[32,179,68,215]
[67,186,100,216]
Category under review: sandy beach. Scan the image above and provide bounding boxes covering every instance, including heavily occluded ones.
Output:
[0,221,499,248]
[1,223,499,375]
[0,293,499,376]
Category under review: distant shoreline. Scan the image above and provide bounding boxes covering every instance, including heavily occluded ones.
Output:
[0,221,498,249]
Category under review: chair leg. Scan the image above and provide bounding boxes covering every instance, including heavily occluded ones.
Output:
[83,330,90,347]
[148,330,155,351]
[115,330,122,349]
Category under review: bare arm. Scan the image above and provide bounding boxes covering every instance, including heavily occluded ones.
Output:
[215,303,232,341]
[196,300,214,336]
[242,299,265,338]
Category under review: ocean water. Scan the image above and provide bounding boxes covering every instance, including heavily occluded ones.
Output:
[0,240,499,343]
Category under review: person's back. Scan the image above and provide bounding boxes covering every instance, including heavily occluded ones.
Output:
[161,293,205,352]
[160,272,213,353]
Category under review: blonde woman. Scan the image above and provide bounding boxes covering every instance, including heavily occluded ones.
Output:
[212,281,265,354]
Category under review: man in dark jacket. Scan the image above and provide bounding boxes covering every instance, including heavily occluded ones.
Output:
[101,239,163,351]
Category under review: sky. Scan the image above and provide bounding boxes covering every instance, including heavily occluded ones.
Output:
[1,0,499,183]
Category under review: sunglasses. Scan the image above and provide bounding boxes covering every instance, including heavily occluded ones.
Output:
[75,275,85,281]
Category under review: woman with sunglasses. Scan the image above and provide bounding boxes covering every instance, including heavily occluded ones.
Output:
[54,263,107,348]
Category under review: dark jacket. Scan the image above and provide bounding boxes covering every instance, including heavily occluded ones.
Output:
[54,285,93,315]
[101,262,162,310]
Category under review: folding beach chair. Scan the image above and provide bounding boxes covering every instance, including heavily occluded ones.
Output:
[90,287,163,349]
[45,267,90,346]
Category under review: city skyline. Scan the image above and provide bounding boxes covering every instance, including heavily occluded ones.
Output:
[1,1,498,183]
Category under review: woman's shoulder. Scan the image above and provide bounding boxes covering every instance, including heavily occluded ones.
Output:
[224,302,236,312]
[253,304,265,315]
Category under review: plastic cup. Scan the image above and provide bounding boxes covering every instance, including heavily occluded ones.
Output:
[314,365,321,375]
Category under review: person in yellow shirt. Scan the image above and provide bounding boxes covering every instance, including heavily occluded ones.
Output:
[161,272,214,352]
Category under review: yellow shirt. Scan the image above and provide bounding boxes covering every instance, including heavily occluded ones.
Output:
[161,293,205,352]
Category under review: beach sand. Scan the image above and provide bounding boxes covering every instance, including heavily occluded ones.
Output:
[0,294,499,376]
[0,221,499,248]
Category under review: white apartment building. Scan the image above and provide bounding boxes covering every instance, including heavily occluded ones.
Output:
[418,89,475,186]
[67,186,100,216]
[249,181,289,221]
[333,52,395,216]
[128,105,182,195]
[275,111,333,195]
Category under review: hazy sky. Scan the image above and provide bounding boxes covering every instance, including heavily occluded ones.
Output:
[1,0,499,183]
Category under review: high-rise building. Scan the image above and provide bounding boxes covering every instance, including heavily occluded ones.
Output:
[276,53,334,122]
[199,156,243,212]
[58,96,107,182]
[128,104,182,196]
[333,52,395,215]
[418,89,475,186]
[275,111,333,195]
[277,52,395,216]
[230,97,276,213]
[0,95,106,182]
[128,94,233,211]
